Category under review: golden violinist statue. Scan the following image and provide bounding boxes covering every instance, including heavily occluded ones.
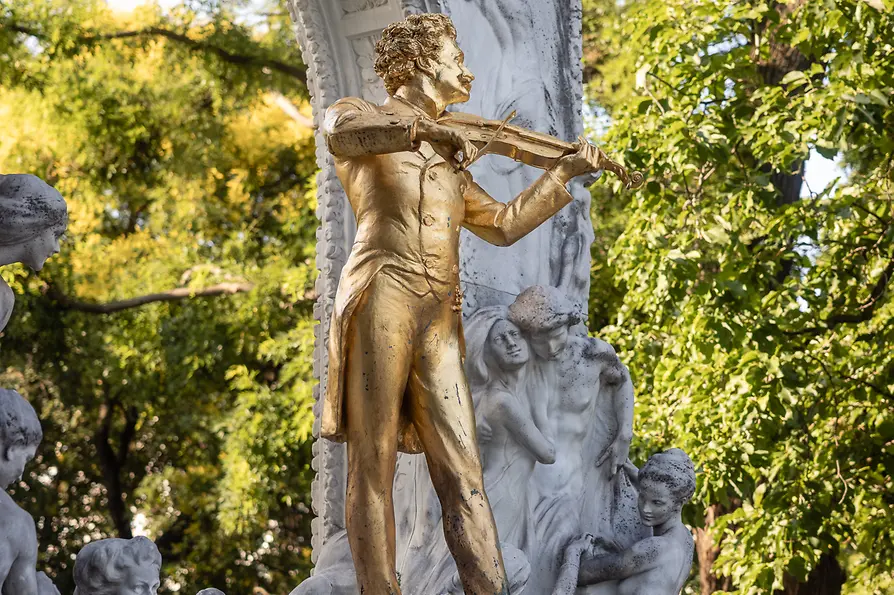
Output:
[321,13,640,595]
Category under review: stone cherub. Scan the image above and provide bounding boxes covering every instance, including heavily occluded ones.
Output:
[0,174,68,332]
[0,388,57,595]
[552,449,697,595]
[73,537,162,595]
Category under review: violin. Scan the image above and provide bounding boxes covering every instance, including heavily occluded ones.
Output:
[436,111,644,190]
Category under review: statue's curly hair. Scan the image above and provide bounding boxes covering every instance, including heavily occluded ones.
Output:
[374,13,457,96]
[640,448,696,505]
[73,537,161,595]
[0,389,42,451]
[0,174,67,247]
[507,285,585,333]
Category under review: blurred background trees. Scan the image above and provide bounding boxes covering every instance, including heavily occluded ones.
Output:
[0,0,891,594]
[0,0,317,592]
[584,1,893,594]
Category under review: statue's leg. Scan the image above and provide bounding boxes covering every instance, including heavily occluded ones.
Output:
[407,306,510,595]
[344,274,417,595]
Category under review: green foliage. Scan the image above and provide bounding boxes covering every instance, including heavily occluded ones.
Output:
[588,0,894,593]
[0,1,317,592]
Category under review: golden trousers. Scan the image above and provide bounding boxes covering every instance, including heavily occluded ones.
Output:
[343,268,509,595]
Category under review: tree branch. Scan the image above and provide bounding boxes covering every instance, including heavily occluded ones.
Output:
[784,252,894,336]
[8,23,306,85]
[48,282,255,314]
[271,91,314,128]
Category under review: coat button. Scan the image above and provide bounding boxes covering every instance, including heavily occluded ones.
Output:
[422,214,435,226]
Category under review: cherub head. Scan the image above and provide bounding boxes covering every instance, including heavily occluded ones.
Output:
[0,389,43,489]
[374,14,473,106]
[637,448,696,528]
[0,174,68,271]
[508,285,584,361]
[73,537,162,595]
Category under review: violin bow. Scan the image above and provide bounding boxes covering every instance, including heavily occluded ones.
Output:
[457,109,517,171]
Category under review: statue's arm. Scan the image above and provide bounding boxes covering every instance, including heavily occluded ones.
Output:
[323,97,421,157]
[461,169,573,246]
[595,350,634,473]
[577,537,663,585]
[613,366,634,446]
[492,393,556,464]
[3,516,39,595]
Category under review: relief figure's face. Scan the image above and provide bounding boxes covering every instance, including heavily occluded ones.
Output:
[21,225,63,271]
[487,319,529,371]
[431,36,474,106]
[0,443,37,489]
[637,479,679,527]
[124,564,161,595]
[530,324,570,360]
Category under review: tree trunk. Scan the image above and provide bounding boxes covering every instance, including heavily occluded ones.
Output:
[94,399,136,539]
[777,554,846,595]
[696,504,733,594]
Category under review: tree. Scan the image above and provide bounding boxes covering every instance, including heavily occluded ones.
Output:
[0,1,319,592]
[585,1,894,593]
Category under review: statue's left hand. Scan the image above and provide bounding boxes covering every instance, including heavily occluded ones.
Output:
[552,136,604,181]
[596,434,631,476]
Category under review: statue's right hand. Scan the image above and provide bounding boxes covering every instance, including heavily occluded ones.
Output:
[475,417,493,443]
[414,119,478,171]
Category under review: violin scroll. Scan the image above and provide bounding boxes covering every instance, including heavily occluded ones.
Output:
[436,111,645,190]
[587,143,644,190]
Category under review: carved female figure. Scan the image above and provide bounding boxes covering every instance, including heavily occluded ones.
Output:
[465,306,555,552]
[0,174,68,332]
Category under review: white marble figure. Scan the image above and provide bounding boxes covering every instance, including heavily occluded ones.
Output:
[0,388,55,595]
[0,174,68,332]
[553,449,696,595]
[464,306,555,552]
[506,285,645,594]
[73,537,161,595]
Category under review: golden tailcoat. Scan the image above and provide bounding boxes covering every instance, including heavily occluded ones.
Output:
[322,96,573,451]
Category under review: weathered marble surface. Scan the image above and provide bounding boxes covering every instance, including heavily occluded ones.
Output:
[554,449,696,595]
[73,537,161,595]
[0,388,56,595]
[446,0,594,311]
[0,173,68,333]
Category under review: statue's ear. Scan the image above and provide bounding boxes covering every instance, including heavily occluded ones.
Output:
[414,56,437,80]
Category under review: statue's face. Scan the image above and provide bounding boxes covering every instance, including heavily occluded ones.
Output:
[431,35,474,106]
[123,564,160,595]
[0,443,37,489]
[21,225,63,271]
[487,319,529,370]
[637,478,679,527]
[530,324,569,360]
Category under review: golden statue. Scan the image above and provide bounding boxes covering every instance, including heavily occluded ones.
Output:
[321,13,639,595]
